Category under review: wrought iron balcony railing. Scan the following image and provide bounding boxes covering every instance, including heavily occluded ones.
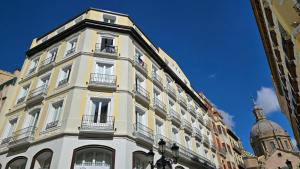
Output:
[178,95,187,107]
[133,122,154,144]
[135,57,148,74]
[135,84,150,101]
[80,115,115,131]
[153,97,167,113]
[152,72,163,87]
[89,73,117,87]
[194,128,202,140]
[9,126,36,147]
[40,56,55,68]
[169,108,181,123]
[203,135,210,147]
[17,96,26,104]
[95,43,118,55]
[182,119,192,131]
[65,47,76,57]
[166,84,176,98]
[28,67,37,75]
[27,85,48,101]
[45,120,59,130]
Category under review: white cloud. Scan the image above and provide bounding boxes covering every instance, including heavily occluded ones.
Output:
[218,109,235,129]
[255,87,280,115]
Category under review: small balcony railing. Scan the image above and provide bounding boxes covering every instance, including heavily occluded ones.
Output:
[153,98,167,114]
[17,96,26,104]
[169,109,181,124]
[40,56,55,69]
[28,67,37,75]
[45,120,59,130]
[58,78,68,87]
[178,95,187,107]
[188,105,196,116]
[182,119,192,131]
[194,128,202,140]
[211,143,216,152]
[75,162,111,168]
[65,47,76,57]
[89,73,117,88]
[133,122,154,144]
[166,84,176,98]
[135,85,150,102]
[80,115,115,132]
[95,43,118,55]
[27,85,47,102]
[1,137,11,145]
[135,57,148,75]
[219,147,227,157]
[152,72,163,88]
[198,114,205,125]
[9,126,36,148]
[203,135,210,147]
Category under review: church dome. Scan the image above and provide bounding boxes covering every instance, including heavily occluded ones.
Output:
[251,119,288,138]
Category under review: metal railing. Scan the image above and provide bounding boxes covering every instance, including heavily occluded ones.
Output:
[28,67,37,75]
[178,95,187,107]
[153,97,166,111]
[219,147,227,157]
[1,137,11,145]
[58,78,68,87]
[203,135,210,146]
[166,84,176,95]
[136,84,150,100]
[135,57,148,72]
[133,122,154,140]
[152,72,163,85]
[65,47,76,56]
[182,119,192,130]
[27,85,47,100]
[95,43,118,54]
[211,143,217,151]
[75,161,111,167]
[40,56,55,67]
[169,109,181,122]
[45,120,59,130]
[194,128,202,140]
[17,96,26,104]
[89,73,116,86]
[81,115,115,131]
[188,105,196,115]
[10,126,36,145]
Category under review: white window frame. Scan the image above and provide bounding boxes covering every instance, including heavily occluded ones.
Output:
[57,65,72,87]
[103,14,117,24]
[45,99,64,129]
[64,36,78,58]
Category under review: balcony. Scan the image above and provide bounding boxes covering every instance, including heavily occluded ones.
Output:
[193,128,202,141]
[88,73,117,90]
[133,122,154,145]
[26,85,47,105]
[135,57,148,76]
[197,114,205,125]
[169,109,181,124]
[188,105,197,117]
[95,43,118,57]
[233,144,242,155]
[204,119,211,130]
[166,84,177,99]
[182,119,192,132]
[16,96,26,104]
[219,147,227,158]
[203,135,210,147]
[152,72,163,89]
[178,95,187,108]
[79,115,115,136]
[135,85,150,105]
[39,56,55,72]
[211,143,217,152]
[27,67,37,75]
[8,126,36,149]
[153,98,167,116]
[57,78,68,87]
[45,120,59,130]
[176,143,194,161]
[65,47,76,57]
[74,162,111,169]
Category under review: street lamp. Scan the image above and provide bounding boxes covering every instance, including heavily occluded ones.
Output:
[147,139,180,169]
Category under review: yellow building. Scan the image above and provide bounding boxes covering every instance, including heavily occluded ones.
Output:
[251,0,300,148]
[0,8,218,169]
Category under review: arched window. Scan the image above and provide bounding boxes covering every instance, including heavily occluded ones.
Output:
[30,149,53,169]
[5,156,27,169]
[71,145,115,169]
[132,151,148,169]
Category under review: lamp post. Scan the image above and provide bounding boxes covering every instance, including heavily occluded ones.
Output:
[147,139,179,169]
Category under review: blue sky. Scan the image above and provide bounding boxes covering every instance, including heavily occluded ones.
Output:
[0,0,294,152]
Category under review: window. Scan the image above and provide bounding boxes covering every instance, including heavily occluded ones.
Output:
[24,109,40,129]
[6,157,27,169]
[196,143,202,155]
[103,14,116,24]
[135,49,145,64]
[136,107,146,125]
[58,66,72,87]
[270,141,276,150]
[155,120,164,136]
[172,127,179,142]
[185,136,192,150]
[27,57,39,75]
[133,151,148,169]
[72,146,114,169]
[169,99,175,110]
[46,100,63,129]
[96,63,113,75]
[38,74,50,87]
[98,37,116,53]
[1,118,17,144]
[17,85,30,104]
[30,149,53,169]
[42,48,57,65]
[181,108,187,120]
[88,98,111,124]
[65,38,77,57]
[153,88,161,100]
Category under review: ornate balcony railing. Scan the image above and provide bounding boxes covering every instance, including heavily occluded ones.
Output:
[152,72,163,87]
[153,97,167,113]
[40,56,55,68]
[194,128,202,140]
[198,114,205,125]
[188,105,196,116]
[75,161,111,168]
[80,115,115,131]
[135,57,148,74]
[133,122,154,144]
[9,126,36,147]
[45,120,59,130]
[135,85,150,101]
[169,108,181,123]
[166,84,176,98]
[95,43,118,55]
[203,135,210,147]
[28,67,37,75]
[182,119,192,131]
[17,96,26,104]
[65,47,76,57]
[89,73,117,87]
[178,95,187,107]
[27,85,48,102]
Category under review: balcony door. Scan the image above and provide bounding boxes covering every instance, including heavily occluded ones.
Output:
[89,98,111,124]
[38,74,50,88]
[100,37,115,53]
[95,63,114,84]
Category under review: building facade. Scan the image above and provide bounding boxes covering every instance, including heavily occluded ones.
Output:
[0,8,218,169]
[251,0,300,148]
[200,93,244,169]
[243,104,300,169]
